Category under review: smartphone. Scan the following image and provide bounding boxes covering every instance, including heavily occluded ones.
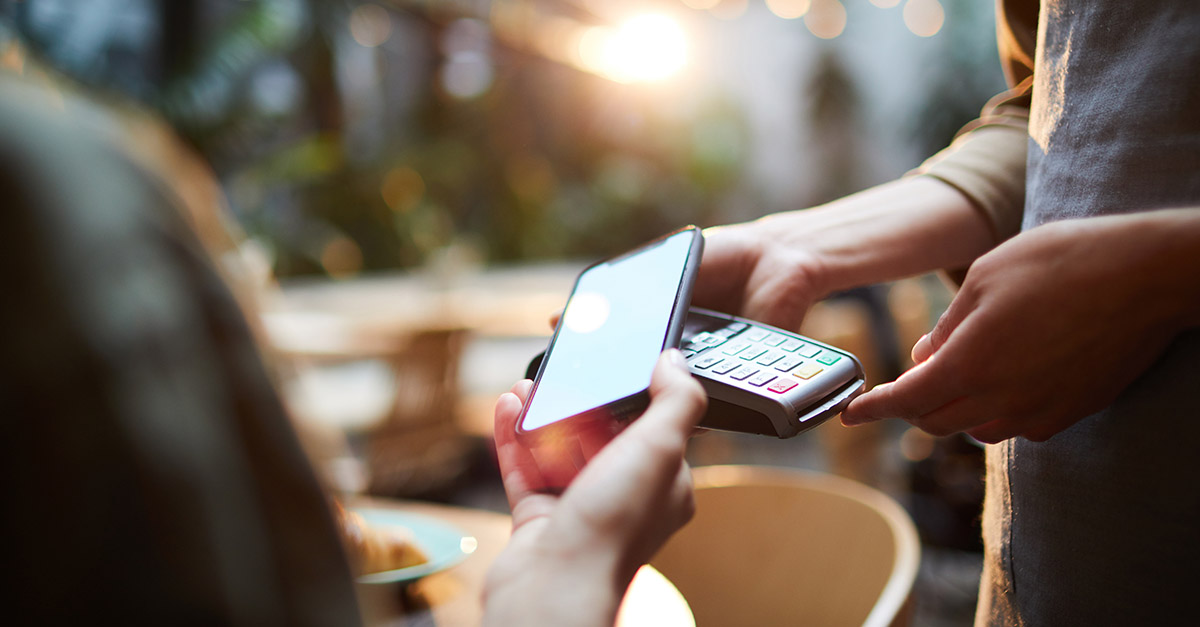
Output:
[525,307,866,442]
[516,226,704,488]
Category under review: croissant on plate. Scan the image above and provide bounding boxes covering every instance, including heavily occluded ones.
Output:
[334,501,429,575]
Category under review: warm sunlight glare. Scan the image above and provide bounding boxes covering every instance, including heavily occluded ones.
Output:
[597,14,687,83]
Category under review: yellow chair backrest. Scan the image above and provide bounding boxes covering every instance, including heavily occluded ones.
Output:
[651,465,920,627]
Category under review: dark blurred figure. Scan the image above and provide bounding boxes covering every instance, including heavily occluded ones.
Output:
[0,6,712,626]
[0,6,362,623]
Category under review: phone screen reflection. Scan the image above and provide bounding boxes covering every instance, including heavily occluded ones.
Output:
[521,231,695,430]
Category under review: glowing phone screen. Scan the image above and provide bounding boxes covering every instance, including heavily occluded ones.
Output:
[521,230,696,430]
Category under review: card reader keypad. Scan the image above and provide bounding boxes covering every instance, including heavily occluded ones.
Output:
[671,307,866,438]
[681,320,843,394]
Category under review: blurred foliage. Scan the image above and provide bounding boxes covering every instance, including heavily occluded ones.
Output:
[154,0,748,278]
[6,0,1002,280]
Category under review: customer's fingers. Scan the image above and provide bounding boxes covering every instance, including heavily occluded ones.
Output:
[493,380,550,512]
[666,461,696,530]
[565,351,705,525]
[626,349,708,444]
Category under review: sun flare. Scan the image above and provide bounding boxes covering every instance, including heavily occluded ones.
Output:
[584,14,687,84]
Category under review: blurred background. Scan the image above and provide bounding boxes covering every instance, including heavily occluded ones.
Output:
[5,0,1003,274]
[4,0,1005,624]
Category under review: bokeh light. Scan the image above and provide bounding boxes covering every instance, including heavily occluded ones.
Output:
[441,18,490,57]
[805,0,847,39]
[767,0,811,20]
[381,166,425,213]
[321,235,364,278]
[348,3,391,48]
[681,0,722,10]
[505,154,556,205]
[585,14,687,84]
[441,54,493,98]
[904,0,945,37]
[709,0,750,21]
[440,18,494,99]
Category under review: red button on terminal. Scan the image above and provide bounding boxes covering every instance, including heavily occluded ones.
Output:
[767,378,798,393]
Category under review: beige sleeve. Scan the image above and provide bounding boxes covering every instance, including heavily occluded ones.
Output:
[908,0,1039,246]
[908,79,1032,244]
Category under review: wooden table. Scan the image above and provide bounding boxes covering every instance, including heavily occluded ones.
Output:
[266,263,579,440]
[350,498,693,626]
[270,262,583,339]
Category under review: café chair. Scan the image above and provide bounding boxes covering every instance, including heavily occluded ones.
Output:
[266,312,471,498]
[651,465,920,627]
[364,326,471,497]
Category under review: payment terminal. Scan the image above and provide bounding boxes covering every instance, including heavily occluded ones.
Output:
[680,307,865,438]
[525,307,865,440]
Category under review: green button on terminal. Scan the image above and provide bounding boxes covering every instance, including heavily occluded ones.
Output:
[816,352,842,366]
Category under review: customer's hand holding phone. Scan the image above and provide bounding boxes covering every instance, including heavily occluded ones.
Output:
[484,350,706,627]
[516,227,703,487]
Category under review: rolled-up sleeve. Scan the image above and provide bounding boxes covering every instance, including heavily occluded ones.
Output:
[908,0,1039,245]
[911,81,1031,243]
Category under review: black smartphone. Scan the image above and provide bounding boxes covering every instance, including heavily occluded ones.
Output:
[516,226,704,488]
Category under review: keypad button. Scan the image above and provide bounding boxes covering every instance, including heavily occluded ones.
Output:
[763,333,787,347]
[722,342,750,356]
[724,322,750,333]
[712,360,741,375]
[793,363,823,380]
[748,371,778,387]
[745,329,769,342]
[798,345,820,358]
[691,332,726,348]
[693,355,723,369]
[816,352,842,366]
[768,378,798,393]
[740,347,768,361]
[729,365,760,381]
[780,339,804,352]
[756,350,785,366]
[775,356,802,372]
